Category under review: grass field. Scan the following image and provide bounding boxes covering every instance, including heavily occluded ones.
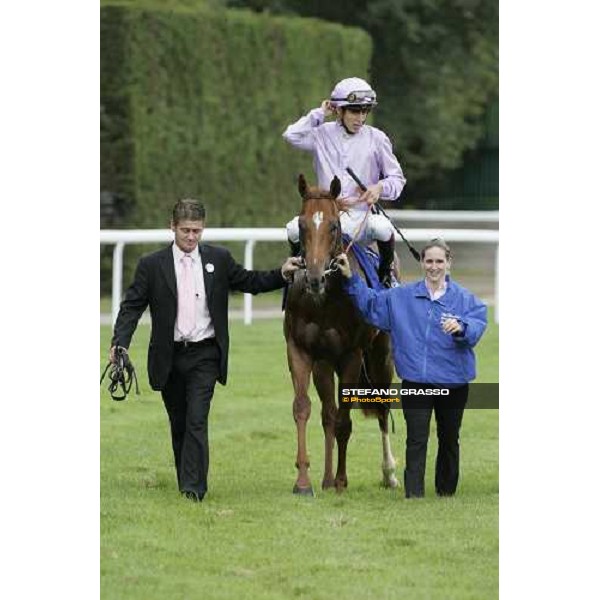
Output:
[101,316,498,599]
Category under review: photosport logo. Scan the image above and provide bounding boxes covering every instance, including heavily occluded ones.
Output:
[338,383,499,409]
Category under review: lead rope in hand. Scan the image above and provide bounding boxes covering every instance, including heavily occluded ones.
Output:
[100,347,140,401]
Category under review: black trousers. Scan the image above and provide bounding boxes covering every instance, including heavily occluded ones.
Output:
[401,381,469,498]
[160,341,220,500]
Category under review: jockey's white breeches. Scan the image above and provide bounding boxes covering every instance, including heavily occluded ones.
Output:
[286,210,395,244]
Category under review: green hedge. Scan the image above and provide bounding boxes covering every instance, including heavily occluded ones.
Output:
[101,2,371,290]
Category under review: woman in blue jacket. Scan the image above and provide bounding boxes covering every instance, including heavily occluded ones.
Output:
[336,239,488,498]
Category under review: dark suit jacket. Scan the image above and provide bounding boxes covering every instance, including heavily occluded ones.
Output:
[112,243,286,390]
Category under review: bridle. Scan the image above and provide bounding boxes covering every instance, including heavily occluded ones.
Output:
[297,198,370,280]
[297,202,346,280]
[100,346,140,401]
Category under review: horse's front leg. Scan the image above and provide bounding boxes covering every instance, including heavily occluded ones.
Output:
[287,337,314,496]
[313,360,336,490]
[378,409,399,489]
[334,350,363,492]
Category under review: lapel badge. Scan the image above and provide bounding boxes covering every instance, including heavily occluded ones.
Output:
[205,263,215,273]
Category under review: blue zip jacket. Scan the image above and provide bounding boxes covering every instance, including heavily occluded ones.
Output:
[344,274,488,385]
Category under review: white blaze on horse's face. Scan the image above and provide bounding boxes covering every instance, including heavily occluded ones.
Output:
[311,211,324,265]
[312,211,324,231]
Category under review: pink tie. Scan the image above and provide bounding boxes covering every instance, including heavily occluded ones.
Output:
[177,255,196,337]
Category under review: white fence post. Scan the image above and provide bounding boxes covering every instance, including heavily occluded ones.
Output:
[112,242,125,326]
[495,244,499,324]
[243,239,256,325]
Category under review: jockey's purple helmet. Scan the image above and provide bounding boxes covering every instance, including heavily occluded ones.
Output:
[330,77,377,108]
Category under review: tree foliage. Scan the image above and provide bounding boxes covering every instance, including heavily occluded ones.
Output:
[101,1,371,287]
[226,0,499,184]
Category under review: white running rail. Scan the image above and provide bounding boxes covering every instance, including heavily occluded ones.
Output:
[100,227,499,325]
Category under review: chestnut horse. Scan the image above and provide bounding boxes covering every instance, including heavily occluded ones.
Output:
[284,174,399,495]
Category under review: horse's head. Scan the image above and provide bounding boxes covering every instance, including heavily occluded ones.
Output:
[297,174,342,295]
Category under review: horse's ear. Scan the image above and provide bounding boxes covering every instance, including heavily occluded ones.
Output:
[298,174,308,199]
[330,176,341,199]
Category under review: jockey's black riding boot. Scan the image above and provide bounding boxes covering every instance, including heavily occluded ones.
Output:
[288,240,302,257]
[377,237,395,288]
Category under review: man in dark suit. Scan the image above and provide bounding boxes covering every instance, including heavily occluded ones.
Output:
[109,198,301,502]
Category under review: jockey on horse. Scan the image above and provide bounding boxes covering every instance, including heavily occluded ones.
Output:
[283,76,406,287]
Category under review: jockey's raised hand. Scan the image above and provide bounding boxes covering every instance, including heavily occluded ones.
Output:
[320,99,335,118]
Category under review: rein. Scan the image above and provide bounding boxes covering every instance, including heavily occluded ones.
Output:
[341,208,370,256]
[345,167,421,263]
[100,346,140,401]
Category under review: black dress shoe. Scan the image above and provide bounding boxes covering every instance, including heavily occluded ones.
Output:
[182,491,203,502]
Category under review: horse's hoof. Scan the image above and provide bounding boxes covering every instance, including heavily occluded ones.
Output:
[321,478,336,490]
[293,484,315,497]
[383,476,399,489]
[334,478,348,493]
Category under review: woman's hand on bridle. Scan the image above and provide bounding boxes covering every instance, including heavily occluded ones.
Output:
[335,253,352,279]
